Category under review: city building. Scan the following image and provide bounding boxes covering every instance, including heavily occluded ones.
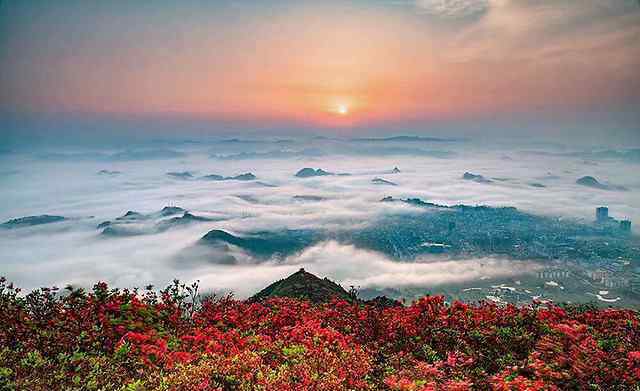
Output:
[596,207,609,223]
[537,269,570,280]
[620,220,632,232]
[602,276,630,289]
[630,270,640,296]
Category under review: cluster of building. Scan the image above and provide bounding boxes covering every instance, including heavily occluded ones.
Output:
[363,201,639,302]
[536,268,570,280]
[535,259,639,299]
[363,202,638,263]
[588,266,632,289]
[581,207,639,293]
[596,206,632,232]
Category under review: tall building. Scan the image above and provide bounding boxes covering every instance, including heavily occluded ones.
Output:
[620,220,632,232]
[596,207,609,223]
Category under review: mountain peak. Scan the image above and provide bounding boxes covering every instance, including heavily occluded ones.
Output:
[250,268,354,303]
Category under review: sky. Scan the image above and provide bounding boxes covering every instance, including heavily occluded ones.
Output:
[1,0,639,144]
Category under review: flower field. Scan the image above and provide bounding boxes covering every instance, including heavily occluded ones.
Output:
[1,277,639,390]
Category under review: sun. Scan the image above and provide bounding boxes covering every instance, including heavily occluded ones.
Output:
[337,104,349,115]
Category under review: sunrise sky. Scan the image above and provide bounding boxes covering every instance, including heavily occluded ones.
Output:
[1,0,639,142]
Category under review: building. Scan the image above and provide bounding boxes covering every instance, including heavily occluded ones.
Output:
[537,269,570,280]
[589,269,609,282]
[596,207,609,223]
[620,220,632,232]
[602,276,630,289]
[630,271,640,296]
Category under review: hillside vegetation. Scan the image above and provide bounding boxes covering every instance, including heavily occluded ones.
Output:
[1,276,639,390]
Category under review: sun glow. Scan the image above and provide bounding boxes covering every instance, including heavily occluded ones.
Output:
[337,104,349,115]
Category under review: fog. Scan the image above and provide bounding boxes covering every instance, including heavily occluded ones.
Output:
[1,137,638,297]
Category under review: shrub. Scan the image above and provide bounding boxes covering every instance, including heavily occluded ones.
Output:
[0,277,638,390]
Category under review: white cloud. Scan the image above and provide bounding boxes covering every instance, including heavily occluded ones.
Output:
[0,139,638,296]
[414,0,490,19]
[284,241,541,289]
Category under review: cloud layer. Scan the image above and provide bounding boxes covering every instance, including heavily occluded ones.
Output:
[0,138,638,297]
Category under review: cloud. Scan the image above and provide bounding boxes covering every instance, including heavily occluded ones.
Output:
[283,241,541,289]
[0,138,638,297]
[176,241,543,298]
[414,0,490,19]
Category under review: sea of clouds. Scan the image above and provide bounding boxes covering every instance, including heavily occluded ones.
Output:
[0,137,638,297]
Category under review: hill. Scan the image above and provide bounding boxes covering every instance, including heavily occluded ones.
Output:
[1,215,65,228]
[251,268,354,303]
[295,167,333,177]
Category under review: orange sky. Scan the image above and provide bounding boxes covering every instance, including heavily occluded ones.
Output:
[1,0,639,132]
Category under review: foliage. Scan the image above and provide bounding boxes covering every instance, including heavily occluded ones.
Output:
[1,276,639,390]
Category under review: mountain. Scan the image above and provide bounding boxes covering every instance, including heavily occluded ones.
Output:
[293,195,326,202]
[212,148,326,160]
[200,173,257,181]
[199,229,321,258]
[193,195,639,264]
[295,168,333,178]
[372,177,397,186]
[462,172,492,183]
[159,206,186,216]
[576,175,605,189]
[575,176,627,191]
[155,213,215,231]
[167,171,194,179]
[97,170,121,176]
[251,268,354,303]
[201,174,224,181]
[351,135,457,143]
[1,215,66,229]
[230,173,256,181]
[38,149,185,162]
[98,207,217,236]
[109,149,186,161]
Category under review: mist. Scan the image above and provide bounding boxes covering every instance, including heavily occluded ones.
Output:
[1,136,638,299]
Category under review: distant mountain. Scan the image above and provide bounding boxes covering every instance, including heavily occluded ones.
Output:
[98,207,218,236]
[110,149,185,161]
[380,196,443,208]
[201,174,224,181]
[212,149,326,160]
[577,176,605,189]
[251,268,354,303]
[295,168,333,178]
[356,147,454,158]
[167,171,194,179]
[192,196,639,264]
[372,177,397,186]
[97,170,121,176]
[38,149,185,162]
[351,135,458,143]
[199,229,321,259]
[200,173,257,181]
[462,172,492,183]
[293,195,326,202]
[1,215,65,229]
[255,181,278,188]
[231,173,256,181]
[524,149,640,164]
[391,167,401,174]
[576,176,627,191]
[160,206,187,216]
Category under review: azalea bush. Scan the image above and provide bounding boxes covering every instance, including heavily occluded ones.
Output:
[1,277,639,390]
